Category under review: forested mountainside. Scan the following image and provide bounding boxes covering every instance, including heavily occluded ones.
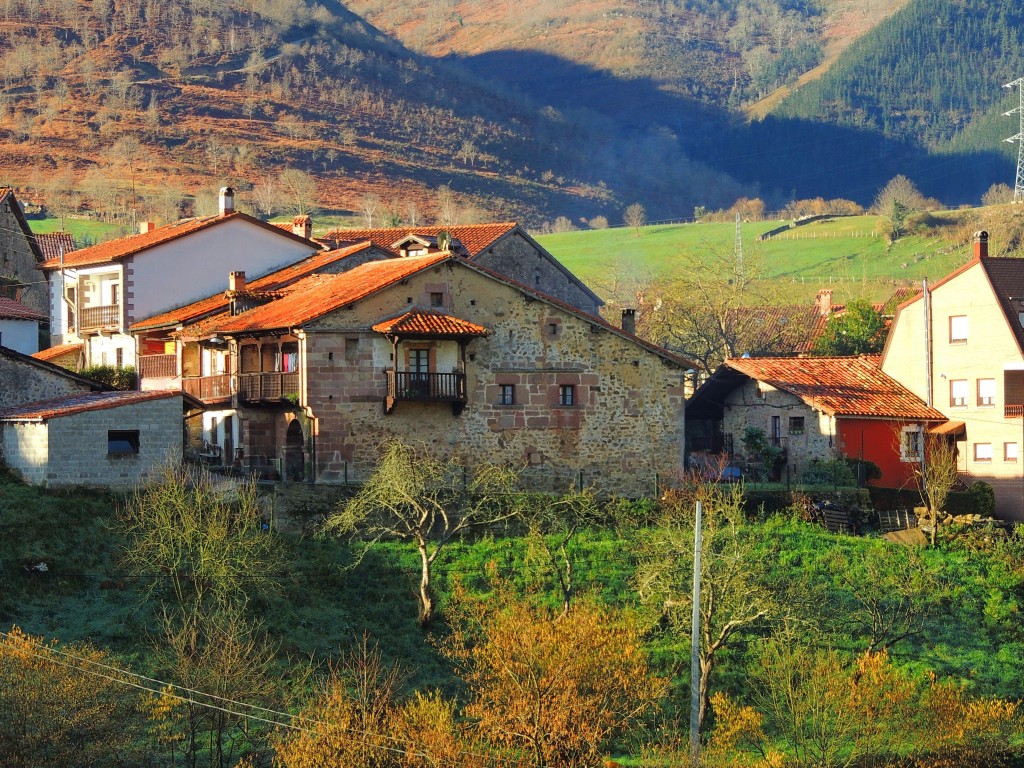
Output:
[0,0,1018,224]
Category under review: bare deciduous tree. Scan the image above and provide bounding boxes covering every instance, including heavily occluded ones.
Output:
[624,202,646,236]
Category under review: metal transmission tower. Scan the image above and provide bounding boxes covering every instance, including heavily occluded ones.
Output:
[1004,78,1024,202]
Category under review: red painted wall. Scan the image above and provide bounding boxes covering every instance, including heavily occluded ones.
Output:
[837,418,916,489]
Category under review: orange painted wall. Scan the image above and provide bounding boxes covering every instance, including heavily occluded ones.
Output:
[837,418,917,489]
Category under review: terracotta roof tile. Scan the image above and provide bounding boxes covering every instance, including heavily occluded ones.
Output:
[39,212,316,270]
[0,390,179,422]
[0,297,45,321]
[31,342,83,362]
[725,355,946,419]
[320,223,517,257]
[372,308,489,337]
[130,242,378,332]
[33,232,76,260]
[212,253,450,335]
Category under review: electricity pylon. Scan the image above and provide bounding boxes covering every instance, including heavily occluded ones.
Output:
[1003,78,1024,202]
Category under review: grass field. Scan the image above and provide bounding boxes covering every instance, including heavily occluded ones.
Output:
[28,217,130,247]
[537,215,974,304]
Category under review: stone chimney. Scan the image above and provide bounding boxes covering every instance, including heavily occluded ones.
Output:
[292,214,312,240]
[816,288,833,317]
[139,221,155,234]
[219,186,235,216]
[229,271,246,293]
[974,230,989,259]
[621,308,636,335]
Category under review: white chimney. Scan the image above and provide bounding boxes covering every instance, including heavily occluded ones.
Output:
[219,186,235,216]
[816,288,833,317]
[139,221,155,234]
[229,271,246,292]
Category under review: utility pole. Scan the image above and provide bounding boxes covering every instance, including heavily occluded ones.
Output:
[689,500,703,768]
[734,212,744,283]
[1003,78,1024,202]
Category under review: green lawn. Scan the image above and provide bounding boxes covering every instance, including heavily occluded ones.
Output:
[537,215,973,303]
[28,217,130,247]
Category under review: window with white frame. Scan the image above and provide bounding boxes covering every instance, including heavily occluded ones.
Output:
[1006,442,1019,462]
[900,426,922,462]
[978,378,996,406]
[949,379,968,407]
[974,443,993,462]
[949,315,968,343]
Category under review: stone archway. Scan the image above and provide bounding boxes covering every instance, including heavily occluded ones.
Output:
[284,419,305,481]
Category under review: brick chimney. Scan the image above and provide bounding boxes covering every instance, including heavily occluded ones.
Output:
[139,221,155,234]
[229,271,246,293]
[816,288,833,317]
[621,308,636,335]
[974,230,989,259]
[219,186,235,216]
[292,214,312,239]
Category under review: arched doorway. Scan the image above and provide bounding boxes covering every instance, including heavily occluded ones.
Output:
[284,419,305,481]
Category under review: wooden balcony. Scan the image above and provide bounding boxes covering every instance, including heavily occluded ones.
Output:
[1006,404,1024,418]
[182,374,232,403]
[79,303,120,331]
[385,370,467,414]
[139,353,177,379]
[237,371,299,403]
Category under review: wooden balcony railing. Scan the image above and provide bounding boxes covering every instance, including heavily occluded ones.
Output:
[1006,404,1024,419]
[182,374,232,403]
[237,371,300,403]
[138,353,177,379]
[385,371,466,413]
[79,304,120,331]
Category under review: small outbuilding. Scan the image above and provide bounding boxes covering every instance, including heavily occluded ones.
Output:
[0,390,185,489]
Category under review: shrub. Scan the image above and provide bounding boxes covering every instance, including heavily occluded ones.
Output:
[967,481,996,517]
[801,458,856,487]
[80,364,136,390]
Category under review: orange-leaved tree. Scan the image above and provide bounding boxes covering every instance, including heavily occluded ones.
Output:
[444,587,665,768]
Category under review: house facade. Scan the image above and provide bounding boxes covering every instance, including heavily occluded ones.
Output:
[40,188,318,371]
[137,253,688,496]
[0,297,46,354]
[0,187,47,321]
[882,232,1024,518]
[0,344,104,409]
[686,356,945,487]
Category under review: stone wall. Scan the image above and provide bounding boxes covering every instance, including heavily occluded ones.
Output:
[0,198,47,321]
[473,231,602,316]
[4,395,183,489]
[295,259,685,497]
[0,348,96,409]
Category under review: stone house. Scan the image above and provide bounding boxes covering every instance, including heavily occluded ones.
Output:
[0,187,47,321]
[39,188,319,371]
[881,231,1024,519]
[0,344,105,409]
[686,355,945,487]
[0,390,184,489]
[320,223,604,316]
[135,252,688,495]
[0,297,46,354]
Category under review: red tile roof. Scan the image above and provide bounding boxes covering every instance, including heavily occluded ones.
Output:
[31,342,84,362]
[320,223,518,257]
[130,242,379,332]
[0,297,45,321]
[39,212,317,270]
[725,355,946,419]
[372,308,489,337]
[212,253,450,335]
[33,232,76,261]
[0,390,180,422]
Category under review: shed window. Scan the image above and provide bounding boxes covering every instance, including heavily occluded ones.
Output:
[788,416,805,435]
[559,384,575,406]
[108,430,140,455]
[499,384,515,405]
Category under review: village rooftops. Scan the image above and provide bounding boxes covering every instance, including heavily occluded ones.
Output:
[31,342,84,363]
[0,389,179,422]
[38,211,320,271]
[129,241,379,333]
[693,355,947,421]
[32,232,76,261]
[320,222,518,257]
[0,296,46,321]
